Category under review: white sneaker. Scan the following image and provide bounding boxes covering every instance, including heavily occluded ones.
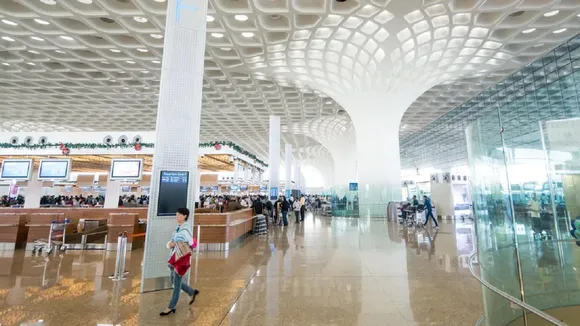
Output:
[434,226,439,229]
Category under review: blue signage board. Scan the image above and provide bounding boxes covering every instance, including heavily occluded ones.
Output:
[240,185,248,190]
[269,187,278,200]
[200,186,208,192]
[349,183,358,191]
[285,189,291,198]
[259,185,267,191]
[210,185,219,192]
[229,185,239,191]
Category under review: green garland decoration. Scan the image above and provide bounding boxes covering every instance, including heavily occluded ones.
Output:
[199,141,268,167]
[0,141,268,167]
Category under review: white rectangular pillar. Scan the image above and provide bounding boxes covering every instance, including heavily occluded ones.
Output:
[293,161,301,191]
[268,116,281,200]
[104,180,121,208]
[285,144,293,196]
[141,0,207,293]
[24,171,42,209]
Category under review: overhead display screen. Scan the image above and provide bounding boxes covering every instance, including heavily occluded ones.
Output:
[38,159,71,180]
[157,171,189,216]
[1,159,32,180]
[110,159,143,180]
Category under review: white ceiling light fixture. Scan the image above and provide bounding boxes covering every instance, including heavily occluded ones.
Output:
[28,50,40,54]
[544,10,559,17]
[242,32,254,38]
[110,49,121,53]
[77,0,93,4]
[2,63,10,66]
[2,19,18,26]
[220,47,231,51]
[133,17,148,23]
[31,36,45,41]
[152,60,161,64]
[153,0,166,2]
[60,35,74,41]
[150,34,163,39]
[126,60,135,64]
[55,49,65,53]
[522,28,535,34]
[554,28,567,34]
[142,70,149,73]
[1,36,15,42]
[235,15,248,22]
[34,19,50,25]
[207,15,215,22]
[26,62,36,65]
[212,33,224,38]
[40,0,57,4]
[137,48,148,52]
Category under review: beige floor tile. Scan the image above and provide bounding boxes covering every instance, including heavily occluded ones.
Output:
[0,215,483,326]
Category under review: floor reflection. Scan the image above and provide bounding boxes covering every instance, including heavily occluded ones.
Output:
[0,214,482,326]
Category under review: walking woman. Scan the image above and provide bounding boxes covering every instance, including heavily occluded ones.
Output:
[160,208,200,316]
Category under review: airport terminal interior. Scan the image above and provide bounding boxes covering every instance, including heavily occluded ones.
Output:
[2,0,580,325]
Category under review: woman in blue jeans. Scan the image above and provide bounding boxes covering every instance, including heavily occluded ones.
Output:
[160,208,200,316]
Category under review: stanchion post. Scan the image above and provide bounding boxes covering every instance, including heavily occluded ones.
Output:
[110,232,129,281]
[196,223,201,256]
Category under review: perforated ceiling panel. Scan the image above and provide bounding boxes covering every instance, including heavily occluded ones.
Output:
[1,0,580,165]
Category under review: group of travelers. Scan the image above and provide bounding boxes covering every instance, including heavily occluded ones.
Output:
[40,195,105,207]
[118,194,149,206]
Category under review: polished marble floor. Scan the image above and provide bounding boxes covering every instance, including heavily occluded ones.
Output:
[0,214,482,326]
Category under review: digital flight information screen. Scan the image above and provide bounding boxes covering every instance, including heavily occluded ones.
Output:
[157,170,189,216]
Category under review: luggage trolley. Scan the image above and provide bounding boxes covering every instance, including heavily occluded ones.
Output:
[32,219,70,255]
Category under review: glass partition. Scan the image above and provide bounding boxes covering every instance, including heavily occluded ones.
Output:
[465,35,580,325]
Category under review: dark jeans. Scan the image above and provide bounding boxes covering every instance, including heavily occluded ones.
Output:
[168,267,196,309]
[281,211,288,226]
[300,206,305,220]
[295,210,300,222]
[424,210,438,227]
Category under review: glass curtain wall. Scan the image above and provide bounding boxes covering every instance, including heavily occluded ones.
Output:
[466,35,580,325]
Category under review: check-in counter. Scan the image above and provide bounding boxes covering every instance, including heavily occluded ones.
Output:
[107,213,146,250]
[195,208,255,251]
[0,213,28,250]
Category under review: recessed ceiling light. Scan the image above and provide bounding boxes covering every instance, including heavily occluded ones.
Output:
[26,62,36,65]
[34,19,50,25]
[235,15,248,22]
[522,28,535,34]
[60,35,74,41]
[220,47,231,51]
[553,28,567,34]
[152,60,160,64]
[31,36,45,41]
[40,0,56,4]
[544,10,559,17]
[133,17,148,23]
[2,19,17,26]
[137,48,148,52]
[242,32,254,38]
[1,36,15,42]
[28,50,40,54]
[2,63,10,66]
[150,33,163,39]
[55,49,65,53]
[212,33,224,38]
[207,15,215,22]
[126,60,135,64]
[110,49,121,53]
[142,70,149,73]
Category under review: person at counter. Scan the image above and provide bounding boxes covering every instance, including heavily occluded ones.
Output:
[228,197,244,211]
